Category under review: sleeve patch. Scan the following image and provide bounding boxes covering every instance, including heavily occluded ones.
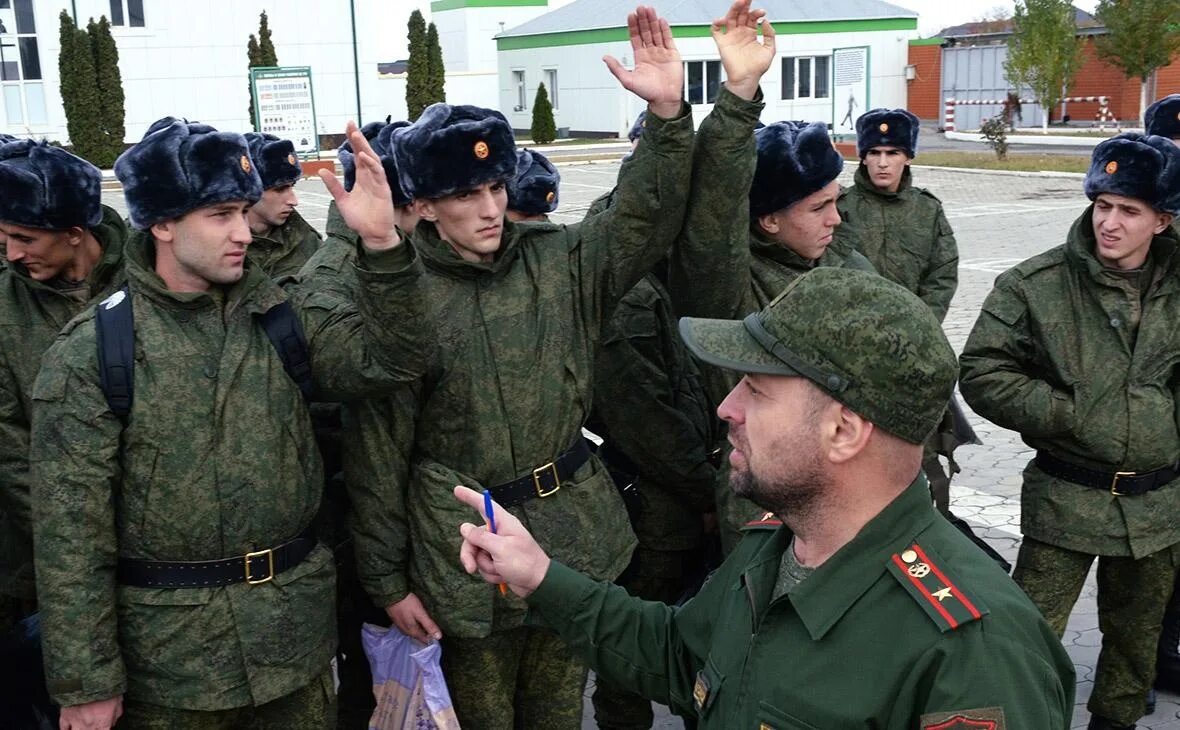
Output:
[921,707,1006,729]
[886,542,989,632]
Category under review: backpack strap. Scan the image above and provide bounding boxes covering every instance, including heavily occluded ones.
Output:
[95,284,135,418]
[257,300,313,402]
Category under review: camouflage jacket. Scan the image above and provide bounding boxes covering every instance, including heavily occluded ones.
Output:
[0,205,127,603]
[837,166,959,322]
[247,209,322,280]
[30,229,430,710]
[590,272,721,550]
[341,106,695,638]
[960,206,1180,558]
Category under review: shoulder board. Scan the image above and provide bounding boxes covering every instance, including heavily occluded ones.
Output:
[742,512,782,530]
[886,542,989,632]
[915,186,944,204]
[1001,245,1067,283]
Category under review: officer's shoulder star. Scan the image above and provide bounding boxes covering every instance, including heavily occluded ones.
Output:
[886,542,989,632]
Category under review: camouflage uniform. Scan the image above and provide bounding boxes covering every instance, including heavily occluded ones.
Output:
[337,106,695,729]
[0,205,127,609]
[836,165,959,322]
[587,271,722,730]
[960,207,1180,726]
[247,209,322,280]
[30,230,430,716]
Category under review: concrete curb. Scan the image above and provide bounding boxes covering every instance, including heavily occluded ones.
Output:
[907,163,1086,180]
[946,130,1111,148]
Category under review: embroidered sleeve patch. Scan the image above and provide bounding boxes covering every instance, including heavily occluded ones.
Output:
[921,707,1006,729]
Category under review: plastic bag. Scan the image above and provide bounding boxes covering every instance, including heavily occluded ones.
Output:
[362,623,461,730]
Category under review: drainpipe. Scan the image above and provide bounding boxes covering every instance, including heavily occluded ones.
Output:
[71,0,78,25]
[349,0,362,124]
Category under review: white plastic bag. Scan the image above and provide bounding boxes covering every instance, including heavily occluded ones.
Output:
[362,623,461,730]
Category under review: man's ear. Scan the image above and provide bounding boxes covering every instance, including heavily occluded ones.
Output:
[824,404,874,465]
[65,226,86,247]
[151,219,176,244]
[757,211,780,235]
[1156,212,1175,236]
[414,198,438,223]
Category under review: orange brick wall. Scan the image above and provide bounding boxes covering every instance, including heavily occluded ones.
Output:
[907,44,943,120]
[1063,39,1142,122]
[1157,60,1180,97]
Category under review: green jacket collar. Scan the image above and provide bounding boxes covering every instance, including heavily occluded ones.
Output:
[1064,204,1180,294]
[8,204,128,299]
[325,202,359,246]
[852,164,912,201]
[744,476,936,641]
[749,227,851,271]
[414,217,522,280]
[251,209,315,252]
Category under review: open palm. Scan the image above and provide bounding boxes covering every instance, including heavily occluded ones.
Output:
[604,6,684,107]
[712,0,776,94]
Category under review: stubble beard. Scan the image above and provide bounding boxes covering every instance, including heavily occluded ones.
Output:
[730,452,827,524]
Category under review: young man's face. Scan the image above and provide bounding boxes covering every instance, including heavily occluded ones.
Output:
[0,222,81,281]
[246,183,298,234]
[757,180,843,262]
[862,146,909,193]
[152,201,253,291]
[1091,193,1174,270]
[415,181,508,263]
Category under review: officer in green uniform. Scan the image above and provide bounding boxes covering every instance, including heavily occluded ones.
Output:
[30,118,431,730]
[455,267,1076,729]
[0,140,128,726]
[960,133,1180,730]
[338,7,694,728]
[506,148,559,223]
[243,132,321,279]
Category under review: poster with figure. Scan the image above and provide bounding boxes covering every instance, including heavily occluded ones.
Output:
[832,47,869,136]
[250,66,319,154]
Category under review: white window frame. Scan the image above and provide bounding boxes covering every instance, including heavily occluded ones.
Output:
[512,69,526,112]
[543,67,558,111]
[682,59,724,106]
[0,0,47,128]
[781,55,831,101]
[109,0,146,27]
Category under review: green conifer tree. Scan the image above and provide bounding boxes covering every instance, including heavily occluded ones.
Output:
[247,34,261,129]
[426,22,446,107]
[531,82,557,144]
[58,11,103,164]
[406,10,429,121]
[88,16,125,167]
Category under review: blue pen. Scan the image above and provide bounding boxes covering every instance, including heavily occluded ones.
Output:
[483,490,508,595]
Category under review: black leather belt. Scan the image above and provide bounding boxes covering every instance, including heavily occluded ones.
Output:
[1035,451,1180,497]
[488,438,593,508]
[116,529,316,588]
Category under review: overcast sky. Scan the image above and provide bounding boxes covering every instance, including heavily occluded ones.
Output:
[890,0,1098,36]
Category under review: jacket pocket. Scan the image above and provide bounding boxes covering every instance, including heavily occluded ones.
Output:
[238,543,336,666]
[757,701,822,730]
[117,584,229,685]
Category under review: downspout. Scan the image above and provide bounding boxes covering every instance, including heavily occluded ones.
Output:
[349,0,362,123]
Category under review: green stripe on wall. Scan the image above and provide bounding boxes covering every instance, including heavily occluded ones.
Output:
[432,0,546,12]
[497,17,918,50]
[908,37,945,46]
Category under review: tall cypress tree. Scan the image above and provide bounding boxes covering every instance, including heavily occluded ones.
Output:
[58,11,103,164]
[425,22,446,107]
[531,82,556,144]
[405,10,428,121]
[88,16,125,167]
[247,34,261,129]
[258,11,278,66]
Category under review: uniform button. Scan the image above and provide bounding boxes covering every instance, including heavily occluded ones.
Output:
[204,365,218,379]
[1110,317,1121,328]
[826,375,841,390]
[176,313,191,324]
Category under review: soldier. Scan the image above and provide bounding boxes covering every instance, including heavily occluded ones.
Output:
[1145,94,1180,145]
[30,118,431,729]
[242,132,321,279]
[339,6,694,728]
[506,148,560,222]
[960,133,1180,730]
[455,268,1077,728]
[0,140,128,727]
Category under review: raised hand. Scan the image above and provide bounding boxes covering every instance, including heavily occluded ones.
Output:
[603,6,684,119]
[711,0,776,101]
[319,121,401,249]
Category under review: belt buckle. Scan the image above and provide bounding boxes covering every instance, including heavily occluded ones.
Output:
[1111,471,1137,496]
[533,461,561,498]
[245,548,275,585]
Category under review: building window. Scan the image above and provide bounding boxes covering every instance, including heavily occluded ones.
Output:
[543,68,558,110]
[109,0,145,27]
[0,0,46,126]
[683,60,722,105]
[513,70,526,111]
[781,55,831,101]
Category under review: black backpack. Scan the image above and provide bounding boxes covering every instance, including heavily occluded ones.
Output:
[94,284,313,418]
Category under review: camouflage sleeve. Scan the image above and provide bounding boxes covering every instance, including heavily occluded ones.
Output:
[919,206,959,323]
[571,103,694,317]
[29,333,126,707]
[667,85,765,319]
[595,299,716,512]
[342,386,418,608]
[0,358,31,550]
[959,280,1075,437]
[287,241,432,400]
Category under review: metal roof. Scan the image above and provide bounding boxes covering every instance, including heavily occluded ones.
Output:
[498,0,917,38]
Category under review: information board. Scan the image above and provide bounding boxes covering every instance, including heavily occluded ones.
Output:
[831,47,870,137]
[250,66,319,154]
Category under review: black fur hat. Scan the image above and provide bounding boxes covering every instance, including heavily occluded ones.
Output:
[114,117,263,229]
[628,111,648,142]
[337,119,412,206]
[244,132,302,190]
[337,119,387,193]
[749,121,844,218]
[856,108,920,159]
[507,148,559,216]
[391,103,516,200]
[0,139,102,230]
[1084,133,1180,215]
[1145,94,1180,140]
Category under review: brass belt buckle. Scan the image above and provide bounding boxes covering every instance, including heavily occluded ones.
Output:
[533,461,561,498]
[1110,471,1137,497]
[245,548,275,585]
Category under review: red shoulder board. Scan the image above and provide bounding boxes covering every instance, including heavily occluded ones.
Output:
[886,542,989,632]
[742,512,782,530]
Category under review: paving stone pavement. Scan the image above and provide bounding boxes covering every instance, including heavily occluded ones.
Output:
[97,160,1178,729]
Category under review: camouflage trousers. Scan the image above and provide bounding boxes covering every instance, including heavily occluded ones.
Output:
[1014,537,1178,726]
[119,668,336,729]
[591,545,697,730]
[440,626,587,730]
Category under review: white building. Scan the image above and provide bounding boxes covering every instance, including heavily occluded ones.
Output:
[496,0,919,137]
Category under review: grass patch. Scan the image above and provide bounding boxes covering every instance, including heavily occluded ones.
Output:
[907,151,1090,173]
